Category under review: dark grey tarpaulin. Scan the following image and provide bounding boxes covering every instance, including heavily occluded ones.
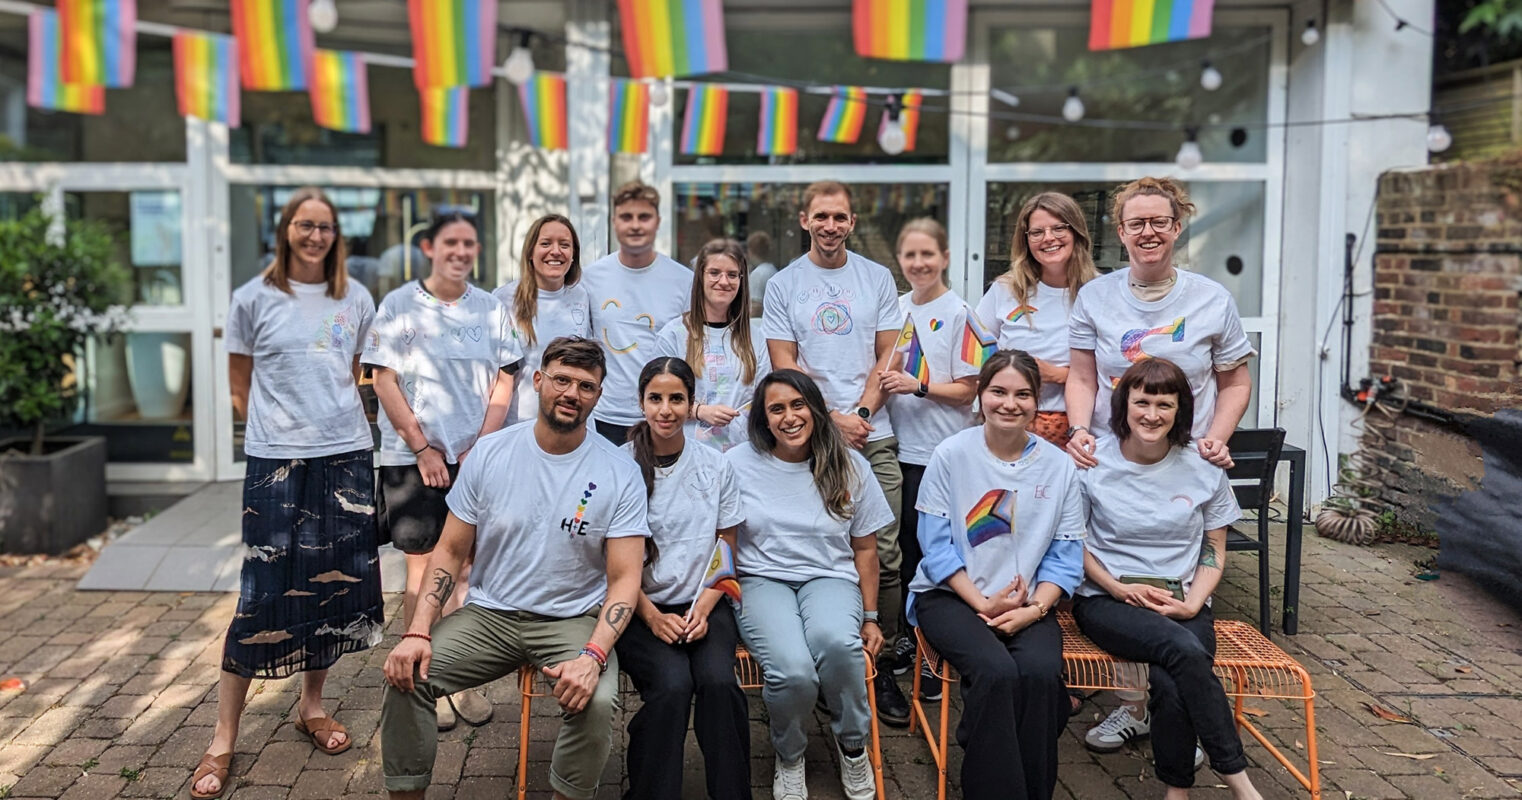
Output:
[1435,408,1522,612]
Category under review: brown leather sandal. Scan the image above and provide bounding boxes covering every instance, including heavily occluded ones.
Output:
[189,752,232,799]
[295,714,352,755]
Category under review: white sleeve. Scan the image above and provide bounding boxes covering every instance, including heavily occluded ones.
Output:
[974,284,1002,334]
[445,449,486,525]
[1068,285,1097,351]
[225,290,256,356]
[874,269,904,333]
[361,295,400,370]
[716,459,744,528]
[847,456,896,536]
[655,319,686,359]
[352,289,376,357]
[606,468,653,540]
[1201,468,1243,530]
[495,302,524,368]
[1211,293,1257,367]
[913,447,952,519]
[761,276,795,342]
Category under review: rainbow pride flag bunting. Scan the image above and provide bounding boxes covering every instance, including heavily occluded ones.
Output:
[173,32,240,126]
[1089,0,1214,50]
[607,79,649,153]
[853,0,967,62]
[617,0,728,79]
[58,0,136,88]
[757,87,798,156]
[896,318,930,384]
[309,50,370,134]
[517,74,568,150]
[420,86,469,147]
[879,89,924,151]
[817,87,868,144]
[229,0,313,91]
[28,11,105,114]
[409,0,499,88]
[960,315,997,368]
[680,84,728,156]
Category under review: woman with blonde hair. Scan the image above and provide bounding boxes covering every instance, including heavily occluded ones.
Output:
[493,213,592,425]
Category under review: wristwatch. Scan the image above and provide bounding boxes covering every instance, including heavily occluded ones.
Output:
[855,406,871,420]
[862,610,880,625]
[914,381,928,398]
[1064,425,1089,440]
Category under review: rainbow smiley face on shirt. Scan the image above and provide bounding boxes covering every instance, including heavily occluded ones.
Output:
[560,481,598,537]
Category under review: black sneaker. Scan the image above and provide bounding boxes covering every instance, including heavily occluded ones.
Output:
[886,636,916,676]
[919,662,943,702]
[874,670,911,728]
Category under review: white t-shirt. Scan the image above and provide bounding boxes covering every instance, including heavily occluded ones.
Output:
[493,281,593,426]
[1076,436,1241,599]
[725,443,895,584]
[1069,268,1256,439]
[908,428,1085,597]
[582,252,694,426]
[362,282,521,466]
[446,421,650,617]
[655,317,773,452]
[225,276,375,459]
[748,261,777,307]
[761,251,904,442]
[885,290,981,465]
[977,279,1074,412]
[620,441,744,605]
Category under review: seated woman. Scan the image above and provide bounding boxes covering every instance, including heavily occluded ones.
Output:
[908,349,1084,800]
[726,369,895,800]
[1073,358,1263,800]
[616,356,751,800]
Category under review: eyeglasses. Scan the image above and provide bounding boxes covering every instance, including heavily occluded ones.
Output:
[1119,216,1178,235]
[291,220,338,237]
[542,371,601,397]
[1025,223,1073,240]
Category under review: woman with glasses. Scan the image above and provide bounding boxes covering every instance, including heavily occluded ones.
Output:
[494,214,593,426]
[364,212,521,731]
[975,193,1098,449]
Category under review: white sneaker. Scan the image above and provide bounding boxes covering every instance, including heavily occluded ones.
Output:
[1195,746,1206,770]
[1084,704,1150,752]
[773,754,808,800]
[837,742,875,800]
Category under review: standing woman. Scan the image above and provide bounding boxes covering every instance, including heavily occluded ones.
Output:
[726,369,895,800]
[193,188,383,799]
[1073,359,1263,800]
[976,192,1098,448]
[493,213,592,426]
[908,350,1085,800]
[616,356,751,800]
[364,212,520,730]
[656,239,771,452]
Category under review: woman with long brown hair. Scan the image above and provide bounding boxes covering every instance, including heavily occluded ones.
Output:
[493,213,591,426]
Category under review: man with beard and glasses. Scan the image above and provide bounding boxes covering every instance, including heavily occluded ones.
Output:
[380,336,650,800]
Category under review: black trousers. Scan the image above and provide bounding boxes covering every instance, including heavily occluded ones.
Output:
[898,461,927,591]
[1072,595,1249,787]
[613,601,751,800]
[595,420,631,446]
[916,590,1065,800]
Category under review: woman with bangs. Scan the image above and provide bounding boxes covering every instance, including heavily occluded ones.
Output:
[494,213,592,426]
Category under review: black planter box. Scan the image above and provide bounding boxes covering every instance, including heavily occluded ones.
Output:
[0,436,109,555]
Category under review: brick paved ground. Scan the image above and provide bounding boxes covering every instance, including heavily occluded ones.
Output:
[2,527,1521,799]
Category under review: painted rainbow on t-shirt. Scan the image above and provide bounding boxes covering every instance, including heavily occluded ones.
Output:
[897,318,930,384]
[1006,303,1037,324]
[966,488,1016,548]
[1120,316,1185,362]
[960,316,997,367]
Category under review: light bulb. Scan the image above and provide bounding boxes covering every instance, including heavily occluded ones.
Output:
[1301,20,1320,46]
[1426,123,1452,153]
[878,118,907,155]
[1200,62,1223,91]
[649,81,669,107]
[1175,137,1203,170]
[308,0,338,33]
[1062,89,1085,123]
[1004,124,1021,141]
[503,46,535,85]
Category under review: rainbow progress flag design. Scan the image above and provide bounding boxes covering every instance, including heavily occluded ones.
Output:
[57,0,136,88]
[1089,0,1214,51]
[1007,303,1037,323]
[420,86,468,147]
[693,539,742,609]
[853,0,967,62]
[173,32,240,126]
[1121,316,1185,361]
[680,84,728,156]
[818,86,868,144]
[960,315,997,368]
[608,79,649,153]
[896,318,930,384]
[517,73,568,150]
[408,0,498,88]
[28,11,105,114]
[309,50,370,134]
[617,0,728,79]
[229,0,314,91]
[966,488,1016,548]
[758,86,798,156]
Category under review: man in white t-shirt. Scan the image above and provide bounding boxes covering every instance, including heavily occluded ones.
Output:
[380,336,649,800]
[583,181,694,446]
[761,180,912,724]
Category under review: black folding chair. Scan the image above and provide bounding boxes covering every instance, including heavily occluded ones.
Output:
[1224,428,1286,637]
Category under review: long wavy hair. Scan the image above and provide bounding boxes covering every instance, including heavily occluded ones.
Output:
[627,356,696,499]
[998,191,1098,309]
[513,214,582,347]
[267,187,347,299]
[747,369,856,521]
[684,239,758,383]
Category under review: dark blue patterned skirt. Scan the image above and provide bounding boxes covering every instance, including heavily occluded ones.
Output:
[222,448,385,679]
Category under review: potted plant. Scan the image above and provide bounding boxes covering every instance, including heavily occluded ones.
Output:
[0,205,130,554]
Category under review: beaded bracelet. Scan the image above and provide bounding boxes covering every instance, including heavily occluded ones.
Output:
[402,632,432,642]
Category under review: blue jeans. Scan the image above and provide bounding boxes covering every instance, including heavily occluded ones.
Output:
[736,575,868,762]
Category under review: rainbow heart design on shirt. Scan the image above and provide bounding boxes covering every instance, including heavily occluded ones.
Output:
[929,319,943,331]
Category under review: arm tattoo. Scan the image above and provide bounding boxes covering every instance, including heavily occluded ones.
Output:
[424,568,457,610]
[603,602,633,635]
[1198,544,1221,571]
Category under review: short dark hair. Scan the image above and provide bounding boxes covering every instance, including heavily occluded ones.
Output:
[541,336,606,381]
[1109,358,1194,448]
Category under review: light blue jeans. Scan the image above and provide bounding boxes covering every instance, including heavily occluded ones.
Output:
[736,575,868,762]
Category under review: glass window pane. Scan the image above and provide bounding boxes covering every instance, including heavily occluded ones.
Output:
[65,191,183,307]
[62,334,196,463]
[986,26,1270,164]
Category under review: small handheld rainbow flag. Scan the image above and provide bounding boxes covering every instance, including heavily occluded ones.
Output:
[517,73,568,150]
[879,89,924,151]
[617,0,728,79]
[757,86,798,156]
[420,86,468,147]
[680,84,728,156]
[852,0,967,62]
[309,50,370,134]
[408,0,498,88]
[58,0,136,88]
[608,79,649,153]
[28,11,105,114]
[896,318,930,384]
[1089,0,1214,50]
[690,539,742,611]
[229,0,314,91]
[817,86,868,144]
[173,32,240,126]
[960,315,997,368]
